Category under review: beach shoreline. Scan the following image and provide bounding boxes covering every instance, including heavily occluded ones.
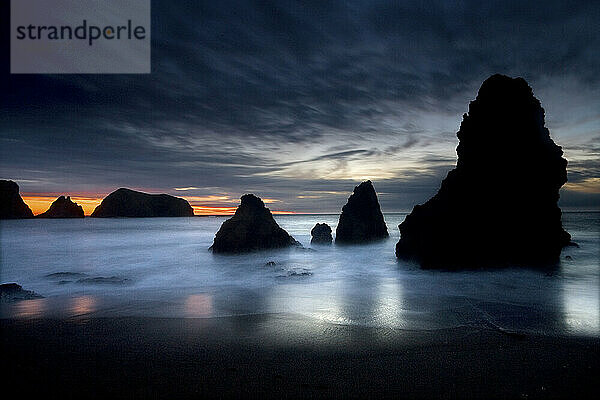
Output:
[2,314,598,399]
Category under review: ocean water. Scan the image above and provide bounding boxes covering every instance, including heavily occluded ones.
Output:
[1,213,598,337]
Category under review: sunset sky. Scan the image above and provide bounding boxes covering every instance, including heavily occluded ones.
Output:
[19,193,293,216]
[2,0,599,215]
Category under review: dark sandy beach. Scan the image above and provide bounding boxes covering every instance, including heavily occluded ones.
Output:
[1,314,598,399]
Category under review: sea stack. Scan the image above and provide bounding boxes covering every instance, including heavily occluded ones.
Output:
[91,188,194,217]
[210,194,299,253]
[37,196,84,218]
[311,223,333,245]
[0,180,34,219]
[396,74,571,268]
[335,180,388,244]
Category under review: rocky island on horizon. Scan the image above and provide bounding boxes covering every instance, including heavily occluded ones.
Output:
[91,188,194,218]
[37,196,84,218]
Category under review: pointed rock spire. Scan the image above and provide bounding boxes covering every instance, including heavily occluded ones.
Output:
[335,180,388,244]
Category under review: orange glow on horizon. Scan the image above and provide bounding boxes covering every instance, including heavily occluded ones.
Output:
[191,205,295,215]
[564,178,600,194]
[22,194,296,216]
[21,195,103,216]
[192,205,238,215]
[183,195,292,215]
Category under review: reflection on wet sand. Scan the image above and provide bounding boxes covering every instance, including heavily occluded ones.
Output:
[373,279,406,329]
[562,279,600,336]
[185,294,213,318]
[69,296,97,317]
[1,296,99,319]
[268,280,348,324]
[266,275,407,329]
[310,282,348,325]
[13,298,47,318]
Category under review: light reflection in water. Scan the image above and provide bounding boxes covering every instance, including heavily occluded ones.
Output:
[300,282,348,325]
[264,280,347,325]
[269,279,400,326]
[562,279,599,336]
[308,280,349,325]
[373,280,406,328]
[185,294,213,317]
[13,298,47,318]
[69,296,97,317]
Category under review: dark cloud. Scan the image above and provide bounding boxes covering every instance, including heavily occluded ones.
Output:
[1,0,599,210]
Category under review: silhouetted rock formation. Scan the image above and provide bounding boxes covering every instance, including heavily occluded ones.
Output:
[91,188,194,218]
[37,196,84,218]
[335,180,388,244]
[0,180,34,219]
[0,283,43,302]
[396,74,571,268]
[210,194,299,253]
[311,223,333,245]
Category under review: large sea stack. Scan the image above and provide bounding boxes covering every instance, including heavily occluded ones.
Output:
[335,180,388,244]
[396,74,571,268]
[210,194,299,253]
[0,180,34,219]
[91,188,194,217]
[37,196,84,218]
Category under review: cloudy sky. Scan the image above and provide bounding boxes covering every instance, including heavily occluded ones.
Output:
[1,0,599,214]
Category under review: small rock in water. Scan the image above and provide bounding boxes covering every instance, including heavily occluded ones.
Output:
[311,223,333,245]
[77,276,129,284]
[297,247,316,252]
[278,268,313,277]
[264,261,277,267]
[45,272,88,279]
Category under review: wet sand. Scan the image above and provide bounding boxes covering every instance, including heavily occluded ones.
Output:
[1,314,598,399]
